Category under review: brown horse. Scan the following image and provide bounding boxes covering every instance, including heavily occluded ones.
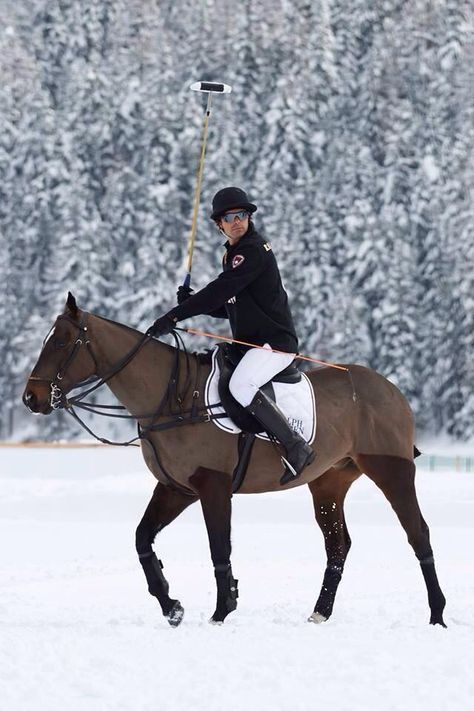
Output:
[23,293,446,627]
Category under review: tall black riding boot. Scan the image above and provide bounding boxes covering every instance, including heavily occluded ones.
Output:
[246,390,315,486]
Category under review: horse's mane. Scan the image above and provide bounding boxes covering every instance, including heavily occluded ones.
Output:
[93,313,147,339]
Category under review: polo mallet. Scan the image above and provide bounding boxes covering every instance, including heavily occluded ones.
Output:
[183,81,232,289]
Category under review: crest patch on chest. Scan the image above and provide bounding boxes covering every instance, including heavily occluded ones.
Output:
[232,254,245,268]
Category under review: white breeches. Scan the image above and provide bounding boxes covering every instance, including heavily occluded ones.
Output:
[228,344,296,407]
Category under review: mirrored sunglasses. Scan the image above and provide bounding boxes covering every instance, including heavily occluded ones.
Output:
[221,210,250,223]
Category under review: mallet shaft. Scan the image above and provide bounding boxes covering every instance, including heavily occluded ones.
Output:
[185,93,212,285]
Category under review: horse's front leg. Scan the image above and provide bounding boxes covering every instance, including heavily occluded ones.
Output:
[136,482,197,626]
[190,467,238,624]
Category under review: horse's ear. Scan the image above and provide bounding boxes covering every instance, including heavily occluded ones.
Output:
[66,292,78,318]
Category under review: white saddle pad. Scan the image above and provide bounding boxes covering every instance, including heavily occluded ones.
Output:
[204,347,316,443]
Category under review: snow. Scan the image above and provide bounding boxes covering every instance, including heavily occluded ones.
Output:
[422,155,440,183]
[1,446,473,711]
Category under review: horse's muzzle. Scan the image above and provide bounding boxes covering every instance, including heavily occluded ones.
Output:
[22,386,53,415]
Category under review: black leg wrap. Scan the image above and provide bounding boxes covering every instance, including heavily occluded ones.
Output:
[212,564,238,623]
[314,563,343,619]
[139,553,178,616]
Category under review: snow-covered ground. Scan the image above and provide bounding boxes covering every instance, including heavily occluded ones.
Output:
[1,446,473,711]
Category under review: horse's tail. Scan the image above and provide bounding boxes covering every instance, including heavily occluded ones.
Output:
[414,445,422,459]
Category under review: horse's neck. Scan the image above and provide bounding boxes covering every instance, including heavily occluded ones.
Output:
[89,315,176,417]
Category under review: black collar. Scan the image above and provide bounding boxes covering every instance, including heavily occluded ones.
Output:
[223,224,256,250]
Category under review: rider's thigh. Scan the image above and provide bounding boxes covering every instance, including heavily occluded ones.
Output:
[229,345,295,407]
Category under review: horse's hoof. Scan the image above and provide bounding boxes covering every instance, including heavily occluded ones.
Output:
[430,615,447,628]
[166,600,184,627]
[209,617,224,626]
[308,612,328,624]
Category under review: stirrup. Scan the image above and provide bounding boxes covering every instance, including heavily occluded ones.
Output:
[279,447,315,486]
[280,455,298,478]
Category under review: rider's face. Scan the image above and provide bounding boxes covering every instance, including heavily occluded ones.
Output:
[218,210,249,244]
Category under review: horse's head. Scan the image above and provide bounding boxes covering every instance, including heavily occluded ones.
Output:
[23,292,98,414]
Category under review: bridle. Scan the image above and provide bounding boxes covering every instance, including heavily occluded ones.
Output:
[28,311,165,433]
[28,312,99,410]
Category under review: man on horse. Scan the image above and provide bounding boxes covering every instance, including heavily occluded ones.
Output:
[147,186,315,485]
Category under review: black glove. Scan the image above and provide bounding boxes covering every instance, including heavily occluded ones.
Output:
[177,285,193,305]
[146,314,177,338]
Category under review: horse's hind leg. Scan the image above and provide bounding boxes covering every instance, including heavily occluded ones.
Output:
[308,465,360,623]
[356,453,446,627]
[190,467,237,624]
[136,482,197,626]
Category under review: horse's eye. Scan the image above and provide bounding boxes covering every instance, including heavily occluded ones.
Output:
[52,337,68,349]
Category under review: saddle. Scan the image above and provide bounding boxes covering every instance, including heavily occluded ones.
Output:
[216,342,301,435]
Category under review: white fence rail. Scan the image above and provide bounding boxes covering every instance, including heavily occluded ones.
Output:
[417,454,473,472]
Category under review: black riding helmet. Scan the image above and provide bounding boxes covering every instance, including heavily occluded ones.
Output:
[210,187,257,220]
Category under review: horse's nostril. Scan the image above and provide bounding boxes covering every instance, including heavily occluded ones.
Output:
[23,390,37,410]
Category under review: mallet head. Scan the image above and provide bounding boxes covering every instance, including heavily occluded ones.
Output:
[190,81,232,94]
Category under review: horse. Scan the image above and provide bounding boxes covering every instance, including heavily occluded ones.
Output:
[22,293,446,627]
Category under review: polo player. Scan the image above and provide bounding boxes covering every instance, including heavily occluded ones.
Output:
[147,187,315,484]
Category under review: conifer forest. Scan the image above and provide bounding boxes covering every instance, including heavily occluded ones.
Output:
[1,0,473,441]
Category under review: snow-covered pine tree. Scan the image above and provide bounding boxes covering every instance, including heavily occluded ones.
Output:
[1,0,473,441]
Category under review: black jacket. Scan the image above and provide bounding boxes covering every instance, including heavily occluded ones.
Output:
[170,226,298,353]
